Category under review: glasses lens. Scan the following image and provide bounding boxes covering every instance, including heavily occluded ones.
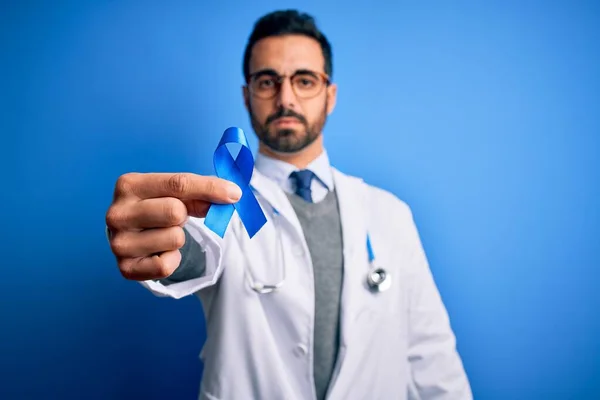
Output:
[251,75,278,99]
[291,73,323,98]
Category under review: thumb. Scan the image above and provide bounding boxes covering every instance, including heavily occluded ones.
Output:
[183,198,241,219]
[182,200,209,218]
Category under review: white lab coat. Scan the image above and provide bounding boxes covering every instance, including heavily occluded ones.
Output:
[140,167,472,400]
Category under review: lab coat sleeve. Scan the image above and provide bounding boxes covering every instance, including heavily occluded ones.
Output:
[137,216,226,300]
[404,210,473,399]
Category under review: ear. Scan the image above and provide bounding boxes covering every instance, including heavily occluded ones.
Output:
[242,85,250,111]
[326,83,337,115]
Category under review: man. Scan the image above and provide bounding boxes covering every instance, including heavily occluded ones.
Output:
[105,9,472,400]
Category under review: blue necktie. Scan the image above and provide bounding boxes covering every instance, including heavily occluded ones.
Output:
[290,170,315,203]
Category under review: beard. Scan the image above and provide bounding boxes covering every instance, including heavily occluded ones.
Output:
[249,102,328,154]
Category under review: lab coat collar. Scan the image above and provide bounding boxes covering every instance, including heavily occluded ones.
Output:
[254,150,335,193]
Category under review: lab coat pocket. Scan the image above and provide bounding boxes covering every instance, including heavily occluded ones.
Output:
[355,287,402,328]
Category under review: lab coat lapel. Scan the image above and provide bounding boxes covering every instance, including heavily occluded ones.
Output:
[329,168,370,390]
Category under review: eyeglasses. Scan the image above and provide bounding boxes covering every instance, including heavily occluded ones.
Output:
[247,69,330,100]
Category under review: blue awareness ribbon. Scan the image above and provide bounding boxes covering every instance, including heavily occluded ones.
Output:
[204,127,267,238]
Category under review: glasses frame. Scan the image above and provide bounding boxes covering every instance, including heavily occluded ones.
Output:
[246,69,331,100]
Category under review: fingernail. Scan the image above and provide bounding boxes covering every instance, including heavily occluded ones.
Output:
[227,183,242,201]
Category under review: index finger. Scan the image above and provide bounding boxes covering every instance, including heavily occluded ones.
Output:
[118,172,242,203]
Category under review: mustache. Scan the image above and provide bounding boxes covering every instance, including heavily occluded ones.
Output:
[265,108,307,125]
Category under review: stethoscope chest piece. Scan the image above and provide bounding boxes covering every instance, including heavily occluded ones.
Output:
[367,267,391,293]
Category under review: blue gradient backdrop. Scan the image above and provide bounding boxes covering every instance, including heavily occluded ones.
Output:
[2,1,599,399]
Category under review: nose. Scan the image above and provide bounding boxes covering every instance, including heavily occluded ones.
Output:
[276,77,298,109]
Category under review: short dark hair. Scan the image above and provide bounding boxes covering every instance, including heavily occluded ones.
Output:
[242,10,333,82]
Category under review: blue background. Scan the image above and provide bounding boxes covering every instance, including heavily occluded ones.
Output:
[2,1,599,399]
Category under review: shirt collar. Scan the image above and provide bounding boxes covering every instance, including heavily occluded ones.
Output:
[254,149,335,192]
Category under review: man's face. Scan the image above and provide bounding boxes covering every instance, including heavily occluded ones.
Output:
[244,35,337,154]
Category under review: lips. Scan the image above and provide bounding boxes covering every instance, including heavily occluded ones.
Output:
[274,117,300,124]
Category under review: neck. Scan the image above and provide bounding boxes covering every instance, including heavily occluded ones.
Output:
[258,135,324,169]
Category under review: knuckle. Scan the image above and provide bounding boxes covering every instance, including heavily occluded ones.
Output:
[109,234,129,256]
[203,177,217,197]
[105,206,124,229]
[167,173,189,197]
[155,258,174,279]
[164,198,187,225]
[115,173,137,198]
[117,259,135,280]
[169,227,186,249]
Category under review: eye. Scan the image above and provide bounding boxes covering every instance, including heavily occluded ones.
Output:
[257,77,276,89]
[294,74,318,89]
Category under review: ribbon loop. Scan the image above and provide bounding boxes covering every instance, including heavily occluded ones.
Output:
[204,127,267,238]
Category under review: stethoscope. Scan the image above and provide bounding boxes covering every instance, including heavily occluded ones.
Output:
[365,234,392,293]
[242,204,391,294]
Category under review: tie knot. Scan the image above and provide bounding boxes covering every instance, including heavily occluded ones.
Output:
[290,170,316,202]
[291,169,315,189]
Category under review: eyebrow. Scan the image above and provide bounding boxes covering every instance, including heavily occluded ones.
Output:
[249,68,279,78]
[249,68,321,78]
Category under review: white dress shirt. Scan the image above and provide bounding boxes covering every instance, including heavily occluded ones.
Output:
[253,150,334,203]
